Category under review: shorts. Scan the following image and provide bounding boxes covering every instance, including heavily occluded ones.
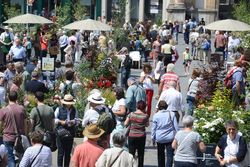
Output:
[183,59,191,66]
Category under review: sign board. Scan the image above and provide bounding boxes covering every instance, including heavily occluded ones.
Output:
[41,57,55,72]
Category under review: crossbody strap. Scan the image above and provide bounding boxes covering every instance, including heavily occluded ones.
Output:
[36,107,45,131]
[187,79,195,91]
[29,145,43,166]
[109,149,124,166]
[177,132,193,152]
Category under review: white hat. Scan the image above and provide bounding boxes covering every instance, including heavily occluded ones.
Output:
[61,94,76,105]
[4,26,9,30]
[87,92,105,104]
[0,72,5,78]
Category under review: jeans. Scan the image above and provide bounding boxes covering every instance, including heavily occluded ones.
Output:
[60,45,67,63]
[128,136,146,167]
[40,50,47,59]
[157,142,174,167]
[57,137,74,167]
[186,95,195,116]
[3,141,15,167]
[175,161,197,167]
[121,67,130,89]
[146,89,154,117]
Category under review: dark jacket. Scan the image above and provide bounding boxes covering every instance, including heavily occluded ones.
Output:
[217,134,247,162]
[25,79,49,94]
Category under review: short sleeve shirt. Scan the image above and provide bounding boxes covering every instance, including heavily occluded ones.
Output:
[140,71,154,90]
[232,69,245,94]
[160,72,179,91]
[174,131,201,164]
[112,98,126,126]
[30,105,55,131]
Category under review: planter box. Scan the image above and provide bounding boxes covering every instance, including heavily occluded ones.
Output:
[197,144,220,167]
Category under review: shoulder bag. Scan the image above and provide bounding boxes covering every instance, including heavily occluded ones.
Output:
[36,107,57,152]
[8,106,30,154]
[28,145,43,167]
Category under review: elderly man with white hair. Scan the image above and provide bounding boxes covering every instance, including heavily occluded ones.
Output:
[157,63,181,99]
[156,80,183,123]
[8,38,26,63]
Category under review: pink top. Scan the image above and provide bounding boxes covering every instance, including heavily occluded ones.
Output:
[71,140,104,167]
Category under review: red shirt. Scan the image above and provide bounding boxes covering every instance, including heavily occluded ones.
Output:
[161,72,179,91]
[40,36,48,50]
[71,140,104,167]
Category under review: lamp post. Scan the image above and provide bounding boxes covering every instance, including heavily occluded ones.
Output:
[26,0,34,35]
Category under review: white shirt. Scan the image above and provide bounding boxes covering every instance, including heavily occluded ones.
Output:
[112,98,126,126]
[157,87,183,111]
[0,86,6,106]
[82,108,99,127]
[140,71,154,90]
[59,34,68,48]
[187,78,201,97]
[0,31,14,42]
[154,61,164,80]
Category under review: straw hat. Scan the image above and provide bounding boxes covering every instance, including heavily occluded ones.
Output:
[87,92,105,104]
[61,94,76,105]
[82,124,105,139]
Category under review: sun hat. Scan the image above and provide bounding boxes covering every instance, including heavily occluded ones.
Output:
[61,94,76,105]
[167,63,175,72]
[87,92,105,104]
[82,124,105,139]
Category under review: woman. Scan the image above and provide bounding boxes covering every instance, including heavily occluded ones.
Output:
[151,101,178,167]
[215,120,247,167]
[139,63,155,117]
[96,132,137,167]
[154,54,164,85]
[161,38,173,68]
[110,87,126,147]
[172,115,206,167]
[54,94,78,167]
[186,68,201,116]
[64,40,76,63]
[152,35,161,68]
[124,100,149,167]
[49,34,59,61]
[19,130,52,167]
[9,74,23,92]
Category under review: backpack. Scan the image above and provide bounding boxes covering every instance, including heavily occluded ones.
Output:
[224,69,242,89]
[95,105,116,135]
[62,81,74,96]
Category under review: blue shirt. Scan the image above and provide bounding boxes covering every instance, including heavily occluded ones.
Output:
[151,110,179,143]
[59,35,68,48]
[9,45,26,59]
[232,68,245,95]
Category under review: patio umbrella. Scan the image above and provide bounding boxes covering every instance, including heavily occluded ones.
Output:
[63,19,112,31]
[205,19,250,31]
[4,13,53,24]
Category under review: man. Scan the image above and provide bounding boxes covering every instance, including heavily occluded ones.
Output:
[0,26,14,64]
[0,72,6,106]
[25,71,49,94]
[59,31,68,63]
[157,63,181,98]
[15,62,31,90]
[157,81,183,123]
[214,31,226,60]
[25,57,38,75]
[0,91,27,167]
[8,38,26,63]
[232,62,245,108]
[98,32,107,53]
[71,124,104,167]
[126,77,146,112]
[30,91,54,132]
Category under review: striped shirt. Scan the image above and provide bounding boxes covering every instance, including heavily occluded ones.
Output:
[128,112,149,137]
[161,72,179,91]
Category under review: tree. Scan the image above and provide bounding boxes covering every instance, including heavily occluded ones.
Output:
[233,0,250,48]
[56,1,72,27]
[112,0,126,28]
[73,0,86,21]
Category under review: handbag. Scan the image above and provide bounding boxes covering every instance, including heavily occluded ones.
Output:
[56,126,73,139]
[36,107,57,152]
[49,46,59,55]
[8,106,30,154]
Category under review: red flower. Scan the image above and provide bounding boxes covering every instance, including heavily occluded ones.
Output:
[97,81,104,87]
[105,80,112,88]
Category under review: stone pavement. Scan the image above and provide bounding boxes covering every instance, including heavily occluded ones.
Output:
[52,34,196,166]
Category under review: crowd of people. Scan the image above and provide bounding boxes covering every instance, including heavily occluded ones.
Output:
[0,16,249,167]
